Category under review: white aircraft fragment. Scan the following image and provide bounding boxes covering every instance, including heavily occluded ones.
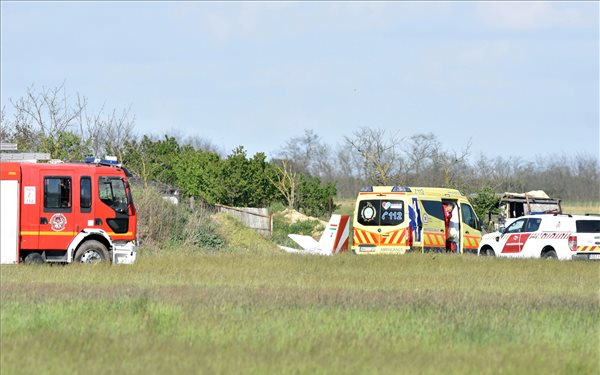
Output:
[279,214,350,255]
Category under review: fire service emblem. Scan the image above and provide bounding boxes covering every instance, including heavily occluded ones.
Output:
[50,213,67,232]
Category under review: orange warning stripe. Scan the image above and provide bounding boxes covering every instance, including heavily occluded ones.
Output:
[577,246,600,252]
[423,232,445,247]
[381,229,406,245]
[464,235,480,249]
[353,228,411,246]
[353,228,377,245]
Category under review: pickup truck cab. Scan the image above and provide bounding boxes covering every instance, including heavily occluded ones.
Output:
[478,214,600,260]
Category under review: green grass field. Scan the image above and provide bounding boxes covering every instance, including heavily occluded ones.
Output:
[1,249,598,375]
[562,201,600,215]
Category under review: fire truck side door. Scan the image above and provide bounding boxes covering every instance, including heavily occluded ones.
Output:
[39,173,76,250]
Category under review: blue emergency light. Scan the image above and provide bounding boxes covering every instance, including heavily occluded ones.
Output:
[83,156,133,177]
[84,156,120,166]
[391,186,412,192]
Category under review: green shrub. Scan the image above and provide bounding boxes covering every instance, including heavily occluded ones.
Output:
[271,213,323,248]
[132,186,224,250]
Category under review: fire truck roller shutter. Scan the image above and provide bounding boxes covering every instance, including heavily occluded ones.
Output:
[1,179,19,264]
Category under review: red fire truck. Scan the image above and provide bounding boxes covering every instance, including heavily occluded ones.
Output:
[0,158,137,264]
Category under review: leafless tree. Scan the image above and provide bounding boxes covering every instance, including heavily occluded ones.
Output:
[77,102,136,159]
[267,159,297,208]
[3,83,136,159]
[8,83,86,155]
[277,129,333,179]
[333,143,365,197]
[403,133,440,183]
[431,138,472,187]
[344,127,404,185]
[180,134,223,155]
[0,106,9,142]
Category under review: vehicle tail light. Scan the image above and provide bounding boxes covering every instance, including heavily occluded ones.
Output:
[406,228,413,247]
[568,235,577,252]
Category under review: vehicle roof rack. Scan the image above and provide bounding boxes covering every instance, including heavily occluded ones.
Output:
[0,152,51,162]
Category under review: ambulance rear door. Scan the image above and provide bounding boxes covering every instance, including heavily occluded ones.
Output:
[460,202,482,254]
[354,194,408,253]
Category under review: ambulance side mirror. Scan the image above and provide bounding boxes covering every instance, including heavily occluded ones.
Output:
[499,226,506,235]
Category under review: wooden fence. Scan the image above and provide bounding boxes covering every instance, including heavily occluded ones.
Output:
[215,204,272,237]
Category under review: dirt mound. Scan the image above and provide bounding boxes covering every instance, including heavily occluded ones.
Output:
[280,209,327,226]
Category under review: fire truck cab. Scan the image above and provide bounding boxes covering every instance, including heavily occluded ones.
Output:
[0,158,137,264]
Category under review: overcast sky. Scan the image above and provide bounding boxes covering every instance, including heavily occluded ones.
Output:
[1,1,598,160]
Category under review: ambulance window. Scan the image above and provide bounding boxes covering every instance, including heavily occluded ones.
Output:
[576,220,600,233]
[422,200,444,221]
[380,200,404,226]
[460,204,478,228]
[524,218,542,232]
[80,177,92,212]
[357,200,404,226]
[357,200,380,226]
[44,177,72,212]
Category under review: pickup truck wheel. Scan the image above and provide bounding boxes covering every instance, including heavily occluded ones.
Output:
[74,240,109,264]
[480,247,495,256]
[542,249,557,259]
[24,252,44,264]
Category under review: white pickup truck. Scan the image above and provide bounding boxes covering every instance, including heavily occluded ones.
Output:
[478,214,600,260]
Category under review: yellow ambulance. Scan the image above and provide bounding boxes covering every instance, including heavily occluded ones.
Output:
[352,186,482,254]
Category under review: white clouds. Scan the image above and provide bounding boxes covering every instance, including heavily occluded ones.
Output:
[455,40,513,65]
[167,2,456,42]
[476,2,596,30]
[168,2,295,41]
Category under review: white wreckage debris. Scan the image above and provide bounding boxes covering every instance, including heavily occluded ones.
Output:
[279,214,350,256]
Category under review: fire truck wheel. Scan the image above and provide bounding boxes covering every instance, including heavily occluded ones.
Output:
[24,252,44,264]
[541,249,557,259]
[74,240,109,264]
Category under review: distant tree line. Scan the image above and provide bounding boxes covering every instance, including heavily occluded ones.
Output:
[278,128,598,203]
[0,85,337,216]
[2,84,598,217]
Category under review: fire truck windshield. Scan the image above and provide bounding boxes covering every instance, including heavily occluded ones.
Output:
[99,177,128,214]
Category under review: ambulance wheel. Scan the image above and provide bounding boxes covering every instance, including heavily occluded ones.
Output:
[541,249,557,259]
[74,240,109,264]
[24,252,44,264]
